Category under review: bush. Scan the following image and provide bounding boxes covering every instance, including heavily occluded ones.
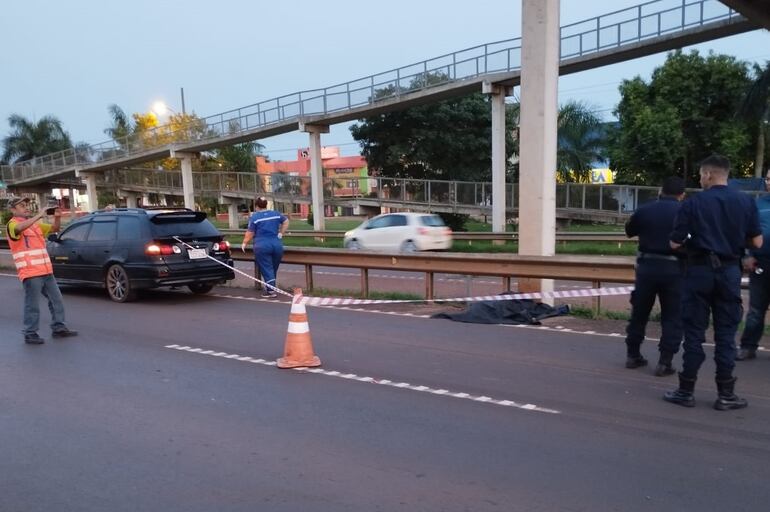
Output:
[307,211,314,226]
[437,212,468,232]
[1,209,12,225]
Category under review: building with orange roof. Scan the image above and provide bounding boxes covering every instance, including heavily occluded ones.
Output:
[256,147,373,217]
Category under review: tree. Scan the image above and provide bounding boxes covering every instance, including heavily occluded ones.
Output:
[556,101,606,182]
[2,114,73,163]
[609,50,753,185]
[350,73,519,182]
[739,62,770,177]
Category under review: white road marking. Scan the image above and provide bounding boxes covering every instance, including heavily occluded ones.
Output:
[165,344,561,415]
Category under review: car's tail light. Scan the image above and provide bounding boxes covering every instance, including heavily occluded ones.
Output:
[418,227,429,235]
[444,228,452,235]
[145,243,180,256]
[213,241,230,252]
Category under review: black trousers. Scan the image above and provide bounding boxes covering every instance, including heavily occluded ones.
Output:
[625,259,683,357]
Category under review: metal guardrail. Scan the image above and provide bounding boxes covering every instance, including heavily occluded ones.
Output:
[232,247,636,305]
[1,0,744,185]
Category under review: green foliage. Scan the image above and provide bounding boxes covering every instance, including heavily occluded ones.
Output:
[306,210,314,226]
[557,101,607,182]
[350,72,518,182]
[738,62,770,176]
[437,212,468,232]
[1,209,12,225]
[609,50,753,185]
[2,114,73,163]
[98,191,119,209]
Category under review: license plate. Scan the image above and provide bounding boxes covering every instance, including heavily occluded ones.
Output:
[188,248,207,260]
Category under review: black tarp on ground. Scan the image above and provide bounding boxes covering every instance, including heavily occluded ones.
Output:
[432,298,569,325]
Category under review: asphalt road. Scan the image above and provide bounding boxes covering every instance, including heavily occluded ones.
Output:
[1,274,769,512]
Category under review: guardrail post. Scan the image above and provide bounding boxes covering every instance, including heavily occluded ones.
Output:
[503,276,511,292]
[361,268,369,298]
[592,280,601,316]
[305,264,314,291]
[425,272,434,301]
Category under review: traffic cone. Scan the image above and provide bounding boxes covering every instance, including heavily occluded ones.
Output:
[277,289,321,369]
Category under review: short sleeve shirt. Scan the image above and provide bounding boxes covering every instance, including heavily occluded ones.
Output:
[7,219,52,241]
[670,185,761,259]
[625,197,681,255]
[247,210,287,238]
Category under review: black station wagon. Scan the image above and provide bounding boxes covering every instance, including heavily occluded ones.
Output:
[46,208,235,302]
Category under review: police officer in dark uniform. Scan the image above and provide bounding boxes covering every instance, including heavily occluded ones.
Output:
[736,167,770,360]
[624,176,685,376]
[665,155,762,410]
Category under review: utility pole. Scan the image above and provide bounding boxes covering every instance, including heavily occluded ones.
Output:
[180,87,186,115]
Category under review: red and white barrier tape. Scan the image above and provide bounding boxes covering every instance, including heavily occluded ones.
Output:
[298,285,634,307]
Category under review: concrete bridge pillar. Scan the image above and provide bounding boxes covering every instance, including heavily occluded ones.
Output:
[118,190,139,209]
[300,122,330,231]
[220,197,241,230]
[171,150,196,210]
[34,193,46,213]
[483,81,513,241]
[76,171,100,212]
[69,187,79,221]
[518,0,559,299]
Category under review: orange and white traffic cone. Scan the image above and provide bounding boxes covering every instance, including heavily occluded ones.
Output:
[277,289,321,369]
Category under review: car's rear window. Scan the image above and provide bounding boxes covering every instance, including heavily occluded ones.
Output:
[419,215,445,227]
[150,219,220,238]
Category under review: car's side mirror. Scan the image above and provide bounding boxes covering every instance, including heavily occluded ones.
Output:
[47,233,60,243]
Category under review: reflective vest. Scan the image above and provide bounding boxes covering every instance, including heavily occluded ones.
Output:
[6,216,53,281]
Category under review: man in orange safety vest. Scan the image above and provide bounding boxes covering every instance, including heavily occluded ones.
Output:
[6,196,77,344]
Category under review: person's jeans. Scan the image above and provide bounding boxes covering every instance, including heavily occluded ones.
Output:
[22,274,66,335]
[739,260,770,350]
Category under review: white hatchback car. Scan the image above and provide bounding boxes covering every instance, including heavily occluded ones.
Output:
[343,213,453,252]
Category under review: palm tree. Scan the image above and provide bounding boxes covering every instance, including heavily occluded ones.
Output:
[740,62,770,177]
[104,104,133,141]
[2,114,72,163]
[556,101,606,182]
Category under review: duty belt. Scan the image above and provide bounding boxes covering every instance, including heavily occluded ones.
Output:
[637,252,680,262]
[687,253,738,268]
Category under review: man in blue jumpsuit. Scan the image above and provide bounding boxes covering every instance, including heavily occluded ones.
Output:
[666,155,762,410]
[736,168,770,360]
[241,197,289,298]
[624,176,685,376]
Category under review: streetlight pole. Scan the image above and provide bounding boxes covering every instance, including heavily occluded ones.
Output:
[180,87,186,115]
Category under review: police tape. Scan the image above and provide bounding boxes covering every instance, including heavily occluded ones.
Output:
[298,285,635,306]
[172,236,293,298]
[169,237,633,306]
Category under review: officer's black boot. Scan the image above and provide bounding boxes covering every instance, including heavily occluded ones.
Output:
[654,351,676,377]
[625,346,648,369]
[713,377,748,411]
[663,373,696,407]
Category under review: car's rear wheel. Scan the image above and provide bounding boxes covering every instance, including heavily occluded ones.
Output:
[188,283,214,294]
[401,241,418,253]
[105,264,136,303]
[346,239,362,250]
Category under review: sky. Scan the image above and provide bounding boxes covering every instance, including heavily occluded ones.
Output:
[1,0,769,162]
